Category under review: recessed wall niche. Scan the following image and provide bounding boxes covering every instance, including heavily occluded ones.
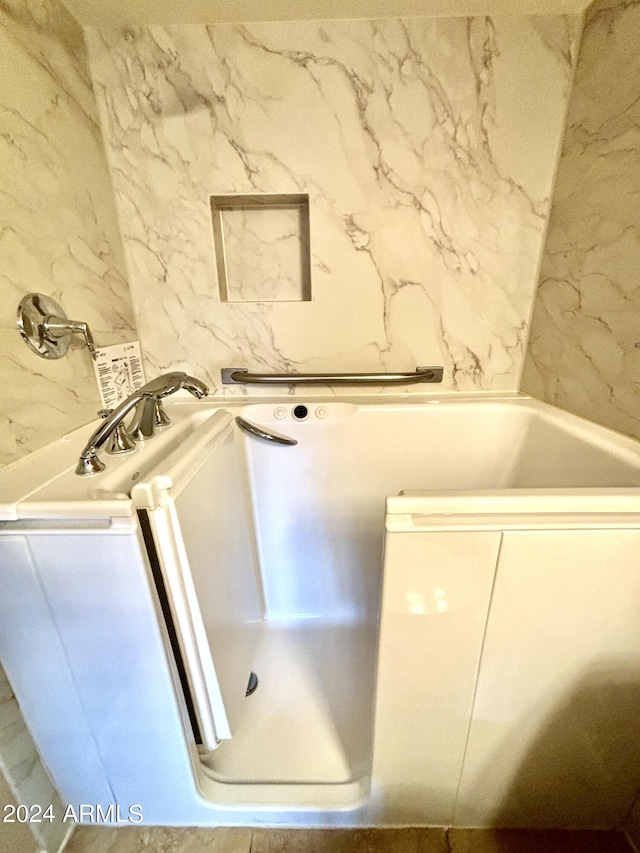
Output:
[210,194,311,303]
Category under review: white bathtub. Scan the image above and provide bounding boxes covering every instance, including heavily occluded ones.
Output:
[2,394,640,829]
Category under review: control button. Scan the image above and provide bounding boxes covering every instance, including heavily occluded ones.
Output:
[274,407,287,420]
[315,406,328,419]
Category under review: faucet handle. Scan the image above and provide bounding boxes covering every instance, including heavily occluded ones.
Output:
[129,397,170,441]
[44,316,97,360]
[154,398,171,428]
[98,408,136,455]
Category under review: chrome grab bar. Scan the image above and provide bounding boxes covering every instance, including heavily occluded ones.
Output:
[222,366,443,385]
[235,416,297,446]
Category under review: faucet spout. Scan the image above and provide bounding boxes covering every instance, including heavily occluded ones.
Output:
[75,370,209,476]
[138,371,187,398]
[182,375,209,398]
[128,372,210,440]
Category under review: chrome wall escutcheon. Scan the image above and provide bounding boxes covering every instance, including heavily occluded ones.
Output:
[17,292,97,360]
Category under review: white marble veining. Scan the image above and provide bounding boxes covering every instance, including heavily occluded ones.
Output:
[87,16,579,396]
[0,0,137,467]
[522,0,640,440]
[220,207,307,303]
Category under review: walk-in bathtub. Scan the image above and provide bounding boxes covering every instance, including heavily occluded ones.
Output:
[2,394,640,830]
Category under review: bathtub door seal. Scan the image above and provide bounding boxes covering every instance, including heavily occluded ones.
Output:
[140,501,226,752]
[138,508,204,747]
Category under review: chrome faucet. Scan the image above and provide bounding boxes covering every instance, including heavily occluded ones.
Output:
[75,372,209,476]
[128,372,208,441]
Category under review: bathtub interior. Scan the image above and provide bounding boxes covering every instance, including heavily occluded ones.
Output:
[508,409,640,487]
[4,395,640,817]
[197,398,640,795]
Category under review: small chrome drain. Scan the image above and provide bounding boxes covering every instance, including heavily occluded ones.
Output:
[245,671,258,697]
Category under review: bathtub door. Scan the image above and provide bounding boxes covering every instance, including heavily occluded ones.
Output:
[132,410,262,753]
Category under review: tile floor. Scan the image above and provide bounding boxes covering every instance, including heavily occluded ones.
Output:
[63,826,636,853]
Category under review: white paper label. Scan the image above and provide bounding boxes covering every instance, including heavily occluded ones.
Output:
[93,341,145,409]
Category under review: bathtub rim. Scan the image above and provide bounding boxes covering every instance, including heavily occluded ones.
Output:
[3,392,640,522]
[386,487,640,532]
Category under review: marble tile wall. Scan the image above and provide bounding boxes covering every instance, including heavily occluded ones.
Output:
[1,1,139,850]
[0,0,137,468]
[0,765,36,853]
[0,663,70,852]
[86,15,580,396]
[521,0,640,440]
[57,825,638,852]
